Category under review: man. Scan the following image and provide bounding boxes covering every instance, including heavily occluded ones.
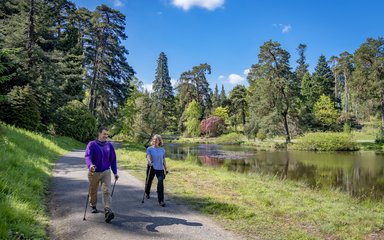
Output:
[85,126,119,223]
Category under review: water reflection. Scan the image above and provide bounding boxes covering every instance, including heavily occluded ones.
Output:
[165,143,384,200]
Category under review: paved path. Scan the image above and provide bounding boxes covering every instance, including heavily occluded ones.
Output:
[49,150,242,240]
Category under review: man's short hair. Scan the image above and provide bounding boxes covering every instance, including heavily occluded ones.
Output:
[98,126,108,133]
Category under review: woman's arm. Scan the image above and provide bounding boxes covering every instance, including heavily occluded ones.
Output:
[146,148,153,166]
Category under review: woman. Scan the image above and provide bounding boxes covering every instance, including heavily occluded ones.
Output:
[145,134,168,207]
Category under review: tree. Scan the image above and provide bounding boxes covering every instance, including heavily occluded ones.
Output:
[313,55,335,102]
[176,63,212,117]
[212,106,230,124]
[152,52,176,132]
[350,37,384,131]
[6,85,40,131]
[116,83,140,137]
[212,84,220,108]
[219,84,228,107]
[200,116,225,137]
[133,92,164,145]
[247,40,298,142]
[313,95,339,130]
[86,5,134,125]
[0,50,16,103]
[295,43,309,82]
[54,100,96,142]
[184,100,202,137]
[329,52,354,112]
[229,85,248,127]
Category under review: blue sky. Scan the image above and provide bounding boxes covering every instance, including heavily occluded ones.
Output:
[72,0,383,93]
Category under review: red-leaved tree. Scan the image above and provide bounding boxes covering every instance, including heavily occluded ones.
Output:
[200,116,226,137]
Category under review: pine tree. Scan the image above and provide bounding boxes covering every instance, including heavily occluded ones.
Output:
[86,5,134,125]
[295,43,309,82]
[212,84,220,108]
[176,63,212,117]
[350,37,384,131]
[229,85,248,126]
[313,55,335,102]
[329,52,354,112]
[152,52,176,132]
[219,84,228,107]
[247,40,298,142]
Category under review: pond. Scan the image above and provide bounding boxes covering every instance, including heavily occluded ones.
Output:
[164,143,384,200]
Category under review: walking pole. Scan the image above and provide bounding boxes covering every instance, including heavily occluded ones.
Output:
[111,178,117,197]
[83,186,90,220]
[83,170,94,220]
[141,165,152,203]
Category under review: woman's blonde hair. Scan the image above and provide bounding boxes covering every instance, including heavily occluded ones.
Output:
[152,134,163,146]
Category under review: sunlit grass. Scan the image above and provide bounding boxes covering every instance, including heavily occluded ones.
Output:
[117,142,384,240]
[0,123,84,239]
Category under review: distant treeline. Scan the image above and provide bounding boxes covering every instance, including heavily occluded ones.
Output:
[0,1,383,143]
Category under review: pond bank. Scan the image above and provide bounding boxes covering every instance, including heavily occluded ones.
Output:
[116,142,384,240]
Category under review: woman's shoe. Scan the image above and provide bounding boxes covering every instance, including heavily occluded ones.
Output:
[159,201,166,207]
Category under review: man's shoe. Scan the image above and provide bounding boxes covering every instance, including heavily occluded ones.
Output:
[91,206,98,213]
[145,194,150,199]
[159,201,166,207]
[105,209,115,223]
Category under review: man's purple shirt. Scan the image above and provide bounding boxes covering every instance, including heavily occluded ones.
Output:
[85,140,117,175]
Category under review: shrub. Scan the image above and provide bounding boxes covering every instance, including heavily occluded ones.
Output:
[313,95,339,130]
[54,100,96,142]
[337,112,361,130]
[212,107,230,124]
[200,116,226,137]
[216,133,245,145]
[6,85,40,131]
[256,129,267,141]
[290,132,358,151]
[343,122,351,133]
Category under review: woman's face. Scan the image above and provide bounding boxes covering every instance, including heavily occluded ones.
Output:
[152,137,160,147]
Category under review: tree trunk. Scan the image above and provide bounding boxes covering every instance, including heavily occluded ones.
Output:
[283,112,291,143]
[27,0,36,68]
[381,96,384,132]
[344,71,348,112]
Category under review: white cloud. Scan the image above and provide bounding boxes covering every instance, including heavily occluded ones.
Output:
[171,78,177,87]
[113,0,124,7]
[143,84,153,93]
[272,23,292,33]
[218,75,225,79]
[157,11,163,15]
[282,25,292,33]
[228,74,245,85]
[171,0,224,11]
[243,68,250,75]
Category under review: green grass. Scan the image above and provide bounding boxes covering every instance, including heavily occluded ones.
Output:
[0,123,84,239]
[117,142,384,240]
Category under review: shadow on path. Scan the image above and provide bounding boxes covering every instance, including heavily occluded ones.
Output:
[114,213,203,232]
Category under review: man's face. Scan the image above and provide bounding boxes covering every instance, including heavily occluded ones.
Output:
[98,130,109,142]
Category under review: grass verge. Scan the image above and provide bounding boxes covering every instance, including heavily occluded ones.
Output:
[117,142,384,240]
[0,123,84,239]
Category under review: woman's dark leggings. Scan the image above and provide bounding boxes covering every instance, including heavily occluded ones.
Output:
[145,165,165,203]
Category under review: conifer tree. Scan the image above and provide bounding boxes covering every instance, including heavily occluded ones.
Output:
[152,52,176,132]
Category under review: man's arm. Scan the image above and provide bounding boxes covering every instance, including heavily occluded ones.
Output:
[85,142,96,172]
[109,143,118,180]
